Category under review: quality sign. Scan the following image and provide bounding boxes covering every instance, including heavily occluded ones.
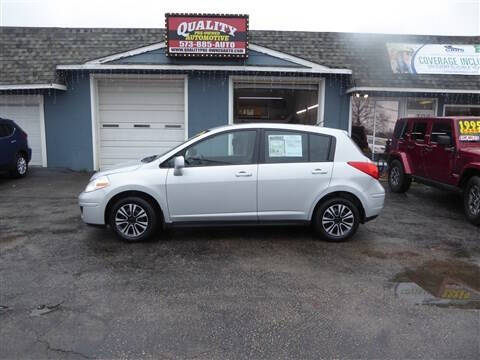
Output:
[166,13,249,58]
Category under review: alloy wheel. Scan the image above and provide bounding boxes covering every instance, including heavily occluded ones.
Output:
[17,157,27,175]
[322,204,355,237]
[468,185,480,216]
[390,166,400,186]
[115,203,149,238]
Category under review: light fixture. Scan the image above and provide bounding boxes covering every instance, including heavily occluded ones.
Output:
[355,93,360,98]
[307,104,319,110]
[238,97,284,100]
[363,94,369,98]
[296,109,307,114]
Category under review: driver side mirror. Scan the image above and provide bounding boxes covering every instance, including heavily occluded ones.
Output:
[437,134,452,146]
[173,156,185,176]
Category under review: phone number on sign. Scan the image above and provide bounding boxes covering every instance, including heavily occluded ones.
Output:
[179,41,236,49]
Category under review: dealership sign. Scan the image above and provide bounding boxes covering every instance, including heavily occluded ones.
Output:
[165,13,249,58]
[387,43,480,75]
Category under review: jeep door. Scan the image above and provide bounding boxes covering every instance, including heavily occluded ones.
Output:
[424,119,456,185]
[407,119,429,177]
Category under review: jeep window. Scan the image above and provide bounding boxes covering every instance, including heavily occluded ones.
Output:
[411,122,427,142]
[393,120,407,139]
[431,122,453,145]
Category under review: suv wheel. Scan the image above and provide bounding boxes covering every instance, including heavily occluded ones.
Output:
[464,176,480,225]
[313,197,360,242]
[109,197,158,242]
[10,153,28,178]
[388,159,411,193]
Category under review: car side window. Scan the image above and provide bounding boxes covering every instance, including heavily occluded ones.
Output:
[309,134,332,162]
[393,120,407,139]
[182,130,257,167]
[411,122,427,142]
[431,122,453,145]
[264,130,308,163]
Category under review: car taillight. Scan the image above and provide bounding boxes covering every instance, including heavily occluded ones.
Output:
[347,161,379,179]
[21,130,27,140]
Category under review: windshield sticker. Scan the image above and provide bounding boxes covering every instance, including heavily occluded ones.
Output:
[268,135,303,157]
[458,120,480,141]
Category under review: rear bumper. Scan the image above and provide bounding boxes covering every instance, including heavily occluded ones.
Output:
[27,148,32,163]
[363,181,386,218]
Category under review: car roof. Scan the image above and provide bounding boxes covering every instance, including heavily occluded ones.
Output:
[207,123,348,137]
[398,116,480,121]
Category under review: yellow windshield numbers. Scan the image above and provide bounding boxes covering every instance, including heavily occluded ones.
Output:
[458,120,480,135]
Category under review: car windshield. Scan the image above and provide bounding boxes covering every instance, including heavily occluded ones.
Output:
[140,130,210,163]
[456,119,480,142]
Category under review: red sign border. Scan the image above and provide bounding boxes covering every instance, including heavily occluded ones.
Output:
[165,13,249,58]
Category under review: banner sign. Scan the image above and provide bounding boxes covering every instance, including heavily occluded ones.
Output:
[387,43,480,75]
[458,119,480,141]
[165,13,249,58]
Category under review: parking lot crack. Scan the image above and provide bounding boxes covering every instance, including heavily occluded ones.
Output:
[37,338,94,359]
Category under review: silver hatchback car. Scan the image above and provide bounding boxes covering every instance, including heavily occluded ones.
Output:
[79,123,385,242]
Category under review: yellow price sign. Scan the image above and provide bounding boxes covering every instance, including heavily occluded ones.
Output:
[458,120,480,135]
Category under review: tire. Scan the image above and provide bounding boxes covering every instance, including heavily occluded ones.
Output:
[463,176,480,226]
[388,159,411,193]
[313,197,360,242]
[109,196,158,242]
[10,152,28,178]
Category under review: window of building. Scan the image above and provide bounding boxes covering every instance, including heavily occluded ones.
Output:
[406,98,436,117]
[444,105,480,117]
[234,82,319,126]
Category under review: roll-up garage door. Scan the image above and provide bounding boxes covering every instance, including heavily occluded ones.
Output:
[0,95,44,166]
[97,79,185,169]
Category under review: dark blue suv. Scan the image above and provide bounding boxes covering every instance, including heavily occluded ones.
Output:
[0,118,32,178]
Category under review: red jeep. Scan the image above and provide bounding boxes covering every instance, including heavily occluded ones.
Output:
[388,117,480,225]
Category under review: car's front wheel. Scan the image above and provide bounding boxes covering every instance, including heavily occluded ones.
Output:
[10,152,28,178]
[388,159,411,193]
[313,197,360,242]
[109,197,158,242]
[464,176,480,225]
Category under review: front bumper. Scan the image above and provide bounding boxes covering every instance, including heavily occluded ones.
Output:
[78,191,106,225]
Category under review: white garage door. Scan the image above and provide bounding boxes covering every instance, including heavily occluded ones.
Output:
[97,78,185,169]
[0,95,45,166]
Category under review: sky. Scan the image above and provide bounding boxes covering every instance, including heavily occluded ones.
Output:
[0,0,479,35]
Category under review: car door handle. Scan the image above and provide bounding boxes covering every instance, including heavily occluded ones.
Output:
[235,171,252,177]
[312,169,328,174]
[424,147,433,152]
[10,140,16,144]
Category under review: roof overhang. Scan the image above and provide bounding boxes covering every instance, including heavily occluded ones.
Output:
[347,86,480,94]
[0,83,67,91]
[56,42,352,75]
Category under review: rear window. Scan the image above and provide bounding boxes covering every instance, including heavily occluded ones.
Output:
[0,123,14,138]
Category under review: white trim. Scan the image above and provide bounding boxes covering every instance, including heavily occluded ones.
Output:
[228,76,234,125]
[58,63,349,74]
[86,43,167,64]
[0,83,67,91]
[38,95,48,167]
[347,86,480,95]
[228,75,325,126]
[90,73,188,170]
[89,74,98,170]
[248,44,351,74]
[348,95,352,136]
[80,42,352,74]
[442,104,480,116]
[184,76,189,140]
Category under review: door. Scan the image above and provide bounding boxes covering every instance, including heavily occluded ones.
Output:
[166,130,258,222]
[424,120,456,184]
[406,120,429,177]
[257,130,334,220]
[97,78,185,169]
[0,122,15,167]
[0,95,44,166]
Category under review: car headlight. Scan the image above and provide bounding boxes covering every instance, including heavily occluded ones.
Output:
[84,176,110,193]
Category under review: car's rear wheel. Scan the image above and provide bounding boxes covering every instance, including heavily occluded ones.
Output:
[10,153,28,178]
[464,176,480,225]
[313,197,360,242]
[109,197,158,242]
[388,159,411,193]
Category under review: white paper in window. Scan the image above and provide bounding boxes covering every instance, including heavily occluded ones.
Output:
[268,134,302,157]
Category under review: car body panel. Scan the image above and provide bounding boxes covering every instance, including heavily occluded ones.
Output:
[79,123,385,229]
[0,118,31,171]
